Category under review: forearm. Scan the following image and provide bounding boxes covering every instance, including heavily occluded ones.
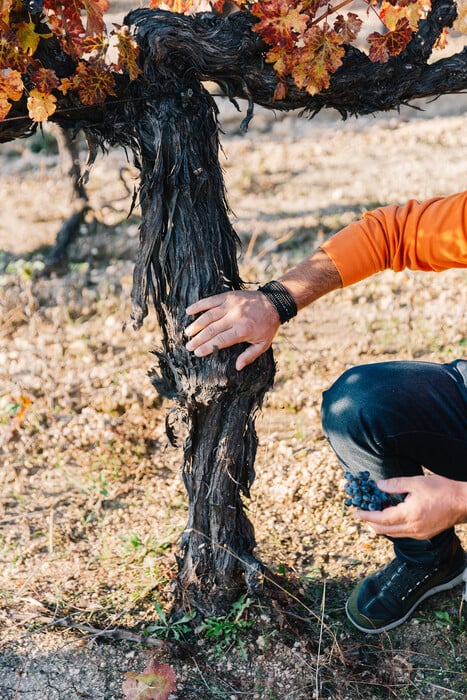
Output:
[277,247,343,310]
[321,191,467,287]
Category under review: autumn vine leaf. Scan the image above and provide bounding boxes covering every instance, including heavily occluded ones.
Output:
[122,659,176,700]
[333,12,362,43]
[0,0,463,122]
[251,0,308,48]
[368,17,413,62]
[114,24,143,81]
[69,60,117,105]
[30,66,60,91]
[0,67,22,118]
[15,20,47,54]
[27,86,56,120]
[292,24,345,94]
[380,0,430,32]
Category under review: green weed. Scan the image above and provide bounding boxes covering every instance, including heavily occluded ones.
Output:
[145,603,195,641]
[200,594,255,657]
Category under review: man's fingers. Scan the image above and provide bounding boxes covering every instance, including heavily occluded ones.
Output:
[235,343,266,371]
[356,504,405,527]
[377,476,416,494]
[186,326,243,356]
[186,294,226,317]
[185,306,226,340]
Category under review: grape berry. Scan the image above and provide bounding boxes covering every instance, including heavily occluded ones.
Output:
[344,470,390,511]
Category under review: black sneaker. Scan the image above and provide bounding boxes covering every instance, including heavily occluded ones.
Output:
[346,538,466,634]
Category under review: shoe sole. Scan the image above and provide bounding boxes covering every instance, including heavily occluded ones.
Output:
[345,570,465,634]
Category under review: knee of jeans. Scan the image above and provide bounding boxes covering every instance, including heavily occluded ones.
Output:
[321,366,374,448]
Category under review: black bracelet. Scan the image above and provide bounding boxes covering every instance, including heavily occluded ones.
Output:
[258,280,298,324]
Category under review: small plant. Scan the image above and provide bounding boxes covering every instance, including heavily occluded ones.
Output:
[145,603,195,641]
[200,594,255,657]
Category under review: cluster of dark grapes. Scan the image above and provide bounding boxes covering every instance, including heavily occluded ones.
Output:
[344,471,390,511]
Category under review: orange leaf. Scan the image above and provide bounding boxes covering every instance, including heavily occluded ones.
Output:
[380,0,428,32]
[433,25,449,49]
[0,93,11,118]
[0,0,12,21]
[81,33,108,58]
[292,24,344,95]
[27,87,57,121]
[333,12,363,43]
[265,43,298,78]
[58,76,73,95]
[0,65,21,119]
[0,66,23,100]
[148,0,199,12]
[368,18,413,62]
[251,0,309,49]
[12,395,32,424]
[113,25,142,81]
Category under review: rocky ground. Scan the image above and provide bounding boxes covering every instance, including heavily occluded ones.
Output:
[0,11,467,699]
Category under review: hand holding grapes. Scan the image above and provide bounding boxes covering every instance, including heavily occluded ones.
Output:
[354,474,467,540]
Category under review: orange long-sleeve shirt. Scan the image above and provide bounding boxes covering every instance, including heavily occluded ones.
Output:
[321,191,467,287]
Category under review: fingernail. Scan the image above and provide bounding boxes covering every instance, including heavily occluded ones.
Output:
[186,341,193,351]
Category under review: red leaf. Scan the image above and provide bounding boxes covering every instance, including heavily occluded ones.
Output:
[122,659,176,700]
[333,12,363,43]
[71,60,116,105]
[300,0,328,15]
[30,66,60,91]
[0,20,29,70]
[368,17,413,62]
[43,0,86,57]
[82,0,109,36]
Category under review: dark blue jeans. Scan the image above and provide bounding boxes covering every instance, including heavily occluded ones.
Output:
[321,360,467,566]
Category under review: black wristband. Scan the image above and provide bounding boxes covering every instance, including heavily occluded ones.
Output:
[258,280,298,324]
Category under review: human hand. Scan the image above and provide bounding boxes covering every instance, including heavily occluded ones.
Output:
[185,290,281,371]
[356,474,467,540]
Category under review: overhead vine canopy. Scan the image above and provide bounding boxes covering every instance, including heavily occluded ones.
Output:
[0,0,466,136]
